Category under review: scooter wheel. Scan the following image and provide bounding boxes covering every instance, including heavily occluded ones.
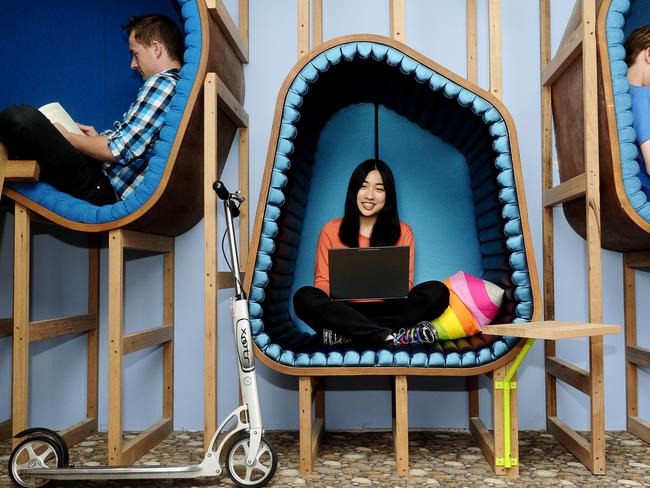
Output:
[8,436,63,488]
[13,428,69,467]
[225,432,277,488]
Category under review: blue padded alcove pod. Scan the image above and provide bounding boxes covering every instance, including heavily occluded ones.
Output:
[1,0,244,237]
[246,35,541,371]
[553,0,650,252]
[605,0,650,220]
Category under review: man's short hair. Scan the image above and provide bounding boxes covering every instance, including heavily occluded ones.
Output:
[625,25,650,67]
[123,14,184,64]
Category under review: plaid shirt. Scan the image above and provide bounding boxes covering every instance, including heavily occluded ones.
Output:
[102,68,180,199]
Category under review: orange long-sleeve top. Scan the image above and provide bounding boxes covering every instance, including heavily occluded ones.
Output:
[314,218,415,296]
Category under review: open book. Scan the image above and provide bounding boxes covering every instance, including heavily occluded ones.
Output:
[39,102,84,135]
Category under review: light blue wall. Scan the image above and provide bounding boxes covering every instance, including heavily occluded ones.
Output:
[1,0,648,434]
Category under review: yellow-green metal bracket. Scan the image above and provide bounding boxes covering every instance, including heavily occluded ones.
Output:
[495,337,536,469]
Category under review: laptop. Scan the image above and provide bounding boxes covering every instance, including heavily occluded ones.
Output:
[328,246,410,300]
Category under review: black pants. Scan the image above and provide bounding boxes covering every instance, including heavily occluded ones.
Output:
[293,281,450,345]
[0,104,117,205]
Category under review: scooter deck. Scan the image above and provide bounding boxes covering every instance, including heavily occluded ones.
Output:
[19,464,204,480]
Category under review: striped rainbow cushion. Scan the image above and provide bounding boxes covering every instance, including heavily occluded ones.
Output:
[431,271,504,340]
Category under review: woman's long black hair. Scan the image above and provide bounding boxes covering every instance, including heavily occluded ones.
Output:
[338,159,401,247]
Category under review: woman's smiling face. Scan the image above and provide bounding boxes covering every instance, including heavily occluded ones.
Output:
[356,169,386,218]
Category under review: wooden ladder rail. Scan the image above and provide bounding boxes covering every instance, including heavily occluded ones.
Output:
[2,143,100,448]
[622,252,650,444]
[202,0,249,452]
[540,0,606,475]
[298,377,325,475]
[107,229,175,466]
[203,70,249,451]
[1,143,40,442]
[465,0,521,477]
[11,204,100,449]
[0,317,12,440]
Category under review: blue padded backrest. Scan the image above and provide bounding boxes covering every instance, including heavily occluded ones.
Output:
[606,0,650,221]
[249,41,535,368]
[1,0,201,224]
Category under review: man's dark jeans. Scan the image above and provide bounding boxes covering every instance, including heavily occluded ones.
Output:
[0,104,117,206]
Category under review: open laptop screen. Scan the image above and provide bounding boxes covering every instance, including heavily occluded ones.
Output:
[328,246,409,300]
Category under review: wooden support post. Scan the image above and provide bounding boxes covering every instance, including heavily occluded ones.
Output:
[163,240,175,422]
[86,236,100,431]
[582,3,602,321]
[624,256,639,434]
[488,0,502,99]
[3,145,39,441]
[392,375,409,475]
[11,203,29,449]
[299,376,314,474]
[203,70,249,448]
[298,0,310,58]
[390,0,405,43]
[623,253,650,444]
[466,0,477,84]
[492,367,506,475]
[582,0,605,474]
[0,315,9,440]
[239,0,249,56]
[108,229,174,465]
[502,369,520,477]
[468,376,479,417]
[313,0,323,48]
[108,229,125,465]
[297,376,325,475]
[315,378,325,420]
[540,0,558,422]
[313,382,324,467]
[239,127,249,270]
[204,73,219,451]
[1,154,11,438]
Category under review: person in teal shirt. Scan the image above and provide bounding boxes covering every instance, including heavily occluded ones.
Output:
[626,25,650,199]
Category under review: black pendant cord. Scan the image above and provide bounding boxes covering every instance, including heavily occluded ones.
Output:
[374,103,379,160]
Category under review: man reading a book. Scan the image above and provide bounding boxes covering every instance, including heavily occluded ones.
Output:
[0,14,183,205]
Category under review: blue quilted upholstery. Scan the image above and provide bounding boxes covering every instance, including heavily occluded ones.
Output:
[7,0,201,224]
[249,40,535,368]
[606,0,650,221]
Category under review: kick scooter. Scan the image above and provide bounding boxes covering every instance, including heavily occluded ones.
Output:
[8,181,277,488]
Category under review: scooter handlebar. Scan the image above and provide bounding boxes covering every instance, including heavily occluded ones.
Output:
[213,180,230,201]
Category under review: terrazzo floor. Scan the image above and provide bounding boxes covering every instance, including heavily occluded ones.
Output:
[1,430,649,487]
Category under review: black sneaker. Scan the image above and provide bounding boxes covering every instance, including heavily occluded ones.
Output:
[322,329,352,346]
[392,321,438,345]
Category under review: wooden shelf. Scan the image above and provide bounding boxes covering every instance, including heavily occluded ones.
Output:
[483,320,620,340]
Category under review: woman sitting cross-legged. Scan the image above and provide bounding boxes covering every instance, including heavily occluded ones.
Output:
[293,158,450,347]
